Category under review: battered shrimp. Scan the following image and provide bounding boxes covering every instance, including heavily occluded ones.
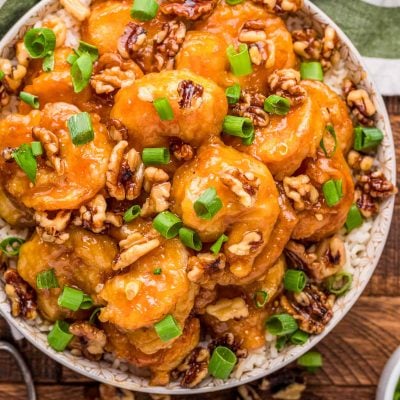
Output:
[0,102,113,211]
[111,70,228,150]
[17,227,118,321]
[0,184,33,227]
[171,139,280,278]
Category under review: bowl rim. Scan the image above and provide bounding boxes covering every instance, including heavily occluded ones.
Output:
[376,346,400,400]
[0,0,396,395]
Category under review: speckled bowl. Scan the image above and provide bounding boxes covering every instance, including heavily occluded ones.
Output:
[0,0,396,395]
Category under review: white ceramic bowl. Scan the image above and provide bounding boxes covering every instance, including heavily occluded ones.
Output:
[377,347,400,400]
[0,0,396,395]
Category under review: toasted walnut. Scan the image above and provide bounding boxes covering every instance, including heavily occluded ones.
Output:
[347,89,376,126]
[0,81,9,108]
[281,284,334,334]
[250,0,303,13]
[4,269,37,320]
[187,253,226,283]
[238,385,262,400]
[16,42,31,67]
[141,182,171,217]
[0,58,27,93]
[347,150,374,172]
[206,297,249,322]
[106,118,128,142]
[60,0,90,21]
[35,210,71,244]
[174,347,210,388]
[321,26,340,70]
[69,322,106,361]
[193,287,217,314]
[283,175,319,211]
[43,16,67,47]
[177,80,204,109]
[268,69,306,107]
[169,138,194,161]
[220,168,260,207]
[228,231,263,256]
[118,23,147,60]
[285,236,346,281]
[355,189,378,218]
[231,91,269,127]
[72,194,122,234]
[208,332,248,358]
[32,127,65,175]
[143,167,169,192]
[106,141,144,201]
[113,230,160,271]
[99,384,135,400]
[160,0,217,20]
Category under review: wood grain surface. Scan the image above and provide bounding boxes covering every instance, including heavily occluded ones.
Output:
[0,97,399,400]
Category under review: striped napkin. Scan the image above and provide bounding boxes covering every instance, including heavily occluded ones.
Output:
[0,0,399,95]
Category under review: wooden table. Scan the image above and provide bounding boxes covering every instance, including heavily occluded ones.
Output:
[0,97,399,400]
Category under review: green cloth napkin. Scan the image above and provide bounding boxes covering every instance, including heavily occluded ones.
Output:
[0,0,399,94]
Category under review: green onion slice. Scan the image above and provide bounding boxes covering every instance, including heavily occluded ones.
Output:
[354,126,384,152]
[131,0,159,21]
[80,294,94,310]
[241,129,255,146]
[71,52,93,93]
[223,115,254,139]
[31,141,43,156]
[208,346,237,379]
[284,269,307,293]
[142,147,170,165]
[194,188,223,220]
[153,268,162,275]
[225,84,241,104]
[154,314,182,342]
[36,269,59,289]
[322,179,343,207]
[153,211,182,239]
[19,92,40,109]
[123,205,141,223]
[300,61,324,81]
[0,237,25,257]
[42,53,55,72]
[89,307,102,324]
[67,53,78,65]
[210,234,228,254]
[320,125,337,158]
[290,330,309,345]
[57,286,84,312]
[226,44,253,77]
[326,272,353,296]
[153,98,174,121]
[266,314,298,336]
[12,143,38,183]
[345,204,363,232]
[226,0,245,4]
[297,351,323,373]
[264,95,291,116]
[275,335,288,352]
[24,28,56,59]
[179,227,202,251]
[77,40,99,62]
[48,321,74,352]
[254,290,268,308]
[0,71,5,80]
[67,112,94,146]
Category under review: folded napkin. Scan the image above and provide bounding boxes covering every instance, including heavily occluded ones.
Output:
[0,0,399,95]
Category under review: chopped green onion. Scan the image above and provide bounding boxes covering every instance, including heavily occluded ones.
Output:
[284,269,307,293]
[276,336,288,352]
[153,268,162,275]
[353,126,384,152]
[71,52,93,93]
[80,294,94,310]
[12,143,37,183]
[322,179,343,207]
[154,314,182,342]
[208,346,237,379]
[345,204,363,232]
[266,314,298,336]
[300,61,324,81]
[24,28,56,59]
[297,351,323,373]
[123,205,141,222]
[77,40,99,62]
[226,44,253,77]
[226,0,244,4]
[210,234,228,254]
[264,95,291,116]
[0,71,4,80]
[67,53,78,65]
[179,227,202,251]
[19,92,40,109]
[47,320,74,352]
[89,307,102,324]
[254,290,268,308]
[225,84,241,104]
[142,148,170,165]
[130,0,159,21]
[326,272,353,296]
[153,211,182,239]
[0,237,25,257]
[58,286,84,312]
[241,130,255,146]
[194,188,223,220]
[320,125,337,158]
[153,98,174,121]
[222,115,254,140]
[31,141,43,156]
[67,112,94,146]
[42,53,55,72]
[290,330,309,345]
[36,269,59,289]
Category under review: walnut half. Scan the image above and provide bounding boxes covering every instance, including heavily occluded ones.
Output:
[283,175,319,211]
[206,297,249,322]
[268,69,306,107]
